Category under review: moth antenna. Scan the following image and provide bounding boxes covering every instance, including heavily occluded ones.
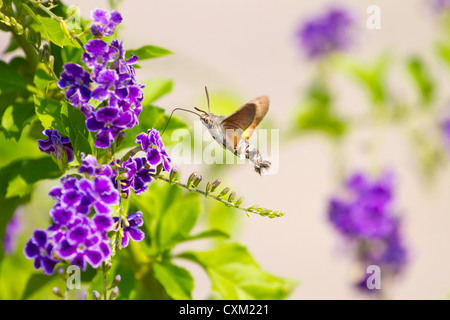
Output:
[161,108,201,136]
[205,86,210,113]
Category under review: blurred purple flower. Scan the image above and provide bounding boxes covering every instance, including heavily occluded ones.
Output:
[441,118,450,148]
[90,9,122,37]
[297,8,353,59]
[431,0,450,11]
[113,212,145,248]
[37,129,74,164]
[3,207,22,255]
[327,170,408,293]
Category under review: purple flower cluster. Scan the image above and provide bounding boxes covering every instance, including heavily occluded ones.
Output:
[90,9,122,37]
[327,171,407,292]
[57,9,144,149]
[38,129,74,164]
[297,8,353,59]
[25,162,119,273]
[136,129,171,172]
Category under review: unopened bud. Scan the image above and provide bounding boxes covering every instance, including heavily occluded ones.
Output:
[109,286,119,300]
[192,175,202,188]
[211,179,221,192]
[218,187,230,198]
[92,290,101,300]
[52,287,63,298]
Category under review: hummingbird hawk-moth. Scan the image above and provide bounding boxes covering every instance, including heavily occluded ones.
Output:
[164,87,271,175]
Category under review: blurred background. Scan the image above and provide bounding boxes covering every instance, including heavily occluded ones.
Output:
[3,0,450,299]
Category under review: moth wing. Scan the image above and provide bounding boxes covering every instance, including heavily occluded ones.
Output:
[242,96,269,140]
[221,102,256,150]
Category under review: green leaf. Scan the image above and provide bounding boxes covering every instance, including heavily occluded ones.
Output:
[295,82,347,137]
[131,182,201,254]
[0,157,60,262]
[141,78,173,105]
[182,229,230,242]
[407,57,434,106]
[34,96,67,135]
[0,60,28,94]
[21,273,56,300]
[5,175,31,198]
[126,45,173,61]
[180,243,294,300]
[180,243,293,300]
[34,65,54,92]
[152,260,194,300]
[155,187,201,252]
[0,157,61,199]
[436,42,450,68]
[0,102,36,141]
[30,15,76,48]
[336,54,390,105]
[61,104,90,162]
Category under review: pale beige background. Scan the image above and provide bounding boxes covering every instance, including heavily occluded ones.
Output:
[5,0,450,299]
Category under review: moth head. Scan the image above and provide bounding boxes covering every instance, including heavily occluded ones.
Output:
[195,107,211,126]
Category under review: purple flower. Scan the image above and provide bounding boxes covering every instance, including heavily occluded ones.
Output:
[297,8,353,59]
[121,157,154,197]
[110,40,138,83]
[328,171,395,239]
[24,230,59,275]
[57,63,92,107]
[114,212,145,248]
[76,176,119,215]
[90,69,127,107]
[82,39,116,73]
[136,129,171,171]
[431,0,450,11]
[57,225,109,271]
[90,9,122,37]
[37,129,74,164]
[86,107,134,149]
[327,170,408,292]
[48,208,87,244]
[3,207,22,255]
[78,153,100,176]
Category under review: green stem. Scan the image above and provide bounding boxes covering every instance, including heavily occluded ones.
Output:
[102,262,107,301]
[150,173,284,218]
[119,146,142,164]
[28,0,84,50]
